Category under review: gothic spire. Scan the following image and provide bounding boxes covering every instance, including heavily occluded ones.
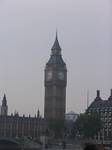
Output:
[51,31,61,55]
[1,93,8,116]
[47,32,65,65]
[2,94,7,106]
[37,109,40,118]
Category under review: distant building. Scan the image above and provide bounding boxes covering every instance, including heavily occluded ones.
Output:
[65,111,79,138]
[65,111,78,122]
[0,94,45,138]
[87,89,112,141]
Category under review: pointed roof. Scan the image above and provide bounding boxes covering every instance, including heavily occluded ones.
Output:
[47,32,65,66]
[87,89,112,110]
[51,31,61,51]
[2,94,7,106]
[47,55,65,65]
[3,93,6,100]
[37,109,40,118]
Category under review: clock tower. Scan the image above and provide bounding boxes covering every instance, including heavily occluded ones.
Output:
[44,33,67,122]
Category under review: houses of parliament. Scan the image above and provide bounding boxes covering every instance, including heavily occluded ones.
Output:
[0,33,67,139]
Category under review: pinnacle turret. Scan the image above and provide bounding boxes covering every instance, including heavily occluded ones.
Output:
[1,94,8,116]
[47,32,65,65]
[2,94,7,106]
[37,109,40,118]
[51,31,61,55]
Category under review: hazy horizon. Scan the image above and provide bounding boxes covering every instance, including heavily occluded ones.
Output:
[0,0,111,116]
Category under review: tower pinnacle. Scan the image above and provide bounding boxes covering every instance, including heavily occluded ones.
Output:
[2,94,7,106]
[47,32,65,65]
[1,94,8,116]
[51,32,61,54]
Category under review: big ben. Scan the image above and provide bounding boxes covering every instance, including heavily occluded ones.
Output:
[44,33,67,122]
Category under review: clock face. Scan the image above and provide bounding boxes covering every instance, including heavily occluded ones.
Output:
[46,71,52,81]
[58,72,64,80]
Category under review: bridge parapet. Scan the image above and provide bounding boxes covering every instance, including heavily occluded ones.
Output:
[0,137,20,149]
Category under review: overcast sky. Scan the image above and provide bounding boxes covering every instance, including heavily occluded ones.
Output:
[0,0,111,116]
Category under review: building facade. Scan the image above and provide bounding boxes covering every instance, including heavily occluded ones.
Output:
[87,89,112,141]
[0,95,45,139]
[44,33,67,122]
